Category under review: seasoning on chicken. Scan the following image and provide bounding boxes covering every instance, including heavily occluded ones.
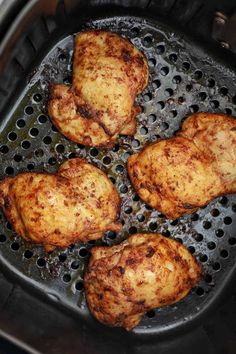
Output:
[0,158,121,251]
[128,112,236,219]
[84,233,202,330]
[48,30,149,147]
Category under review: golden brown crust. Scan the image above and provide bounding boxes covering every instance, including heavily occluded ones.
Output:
[0,158,121,250]
[84,233,202,330]
[128,112,236,219]
[48,30,149,147]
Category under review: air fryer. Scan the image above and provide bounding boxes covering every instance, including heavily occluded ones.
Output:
[0,1,236,353]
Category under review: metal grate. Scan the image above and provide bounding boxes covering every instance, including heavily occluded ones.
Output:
[0,15,236,335]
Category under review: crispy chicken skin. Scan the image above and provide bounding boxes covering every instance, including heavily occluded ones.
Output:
[84,233,202,330]
[0,158,121,251]
[48,30,149,147]
[128,113,236,219]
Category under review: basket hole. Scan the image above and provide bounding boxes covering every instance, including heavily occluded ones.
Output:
[224,216,232,225]
[25,106,34,115]
[131,27,140,35]
[120,185,128,194]
[205,274,212,283]
[58,53,67,62]
[132,139,140,148]
[213,262,221,271]
[203,221,211,229]
[162,230,170,237]
[109,176,116,184]
[199,92,207,101]
[0,234,6,243]
[194,70,203,80]
[48,157,57,165]
[112,144,119,152]
[59,254,67,263]
[146,310,155,318]
[210,100,219,109]
[211,208,220,217]
[62,274,71,283]
[173,75,181,84]
[103,156,111,165]
[137,214,145,222]
[5,166,14,175]
[13,154,22,162]
[16,119,26,128]
[71,261,80,270]
[37,258,46,267]
[232,204,236,212]
[175,237,183,244]
[43,136,52,145]
[68,152,77,159]
[129,226,137,234]
[35,148,44,157]
[182,62,190,71]
[195,233,203,242]
[225,108,232,115]
[133,194,140,201]
[229,237,236,246]
[55,144,65,153]
[38,115,47,124]
[169,53,177,62]
[191,213,199,221]
[79,248,88,258]
[219,87,228,96]
[11,242,19,251]
[170,219,178,226]
[140,126,148,135]
[33,93,42,102]
[157,101,165,110]
[116,165,124,173]
[143,35,153,46]
[125,206,133,214]
[24,250,33,259]
[21,140,31,149]
[148,114,156,123]
[27,163,34,170]
[207,78,215,88]
[107,231,117,240]
[207,242,216,250]
[149,222,157,231]
[8,132,17,141]
[189,105,199,113]
[160,66,169,76]
[148,58,156,68]
[161,122,169,131]
[199,254,208,263]
[165,88,173,97]
[219,196,228,205]
[156,45,165,54]
[29,128,39,137]
[51,125,58,133]
[89,147,98,157]
[220,249,228,258]
[0,145,9,154]
[178,96,185,104]
[6,222,12,230]
[143,93,152,102]
[170,110,177,118]
[153,79,161,89]
[63,76,72,85]
[186,84,192,92]
[75,281,84,291]
[216,229,224,237]
[188,246,195,254]
[195,287,204,296]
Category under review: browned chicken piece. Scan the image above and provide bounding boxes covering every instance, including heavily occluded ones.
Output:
[84,233,202,330]
[48,30,149,147]
[0,158,121,251]
[128,112,236,219]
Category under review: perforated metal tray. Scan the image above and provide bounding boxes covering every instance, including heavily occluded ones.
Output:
[0,15,236,336]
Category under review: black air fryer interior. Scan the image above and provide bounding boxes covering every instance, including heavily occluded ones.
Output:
[0,1,236,353]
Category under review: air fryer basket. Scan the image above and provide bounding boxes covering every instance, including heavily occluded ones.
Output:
[0,0,236,339]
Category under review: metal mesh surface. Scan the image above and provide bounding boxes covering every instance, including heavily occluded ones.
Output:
[0,15,236,334]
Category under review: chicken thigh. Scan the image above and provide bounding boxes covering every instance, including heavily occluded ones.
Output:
[128,113,236,219]
[84,233,202,330]
[0,158,121,251]
[48,30,149,147]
